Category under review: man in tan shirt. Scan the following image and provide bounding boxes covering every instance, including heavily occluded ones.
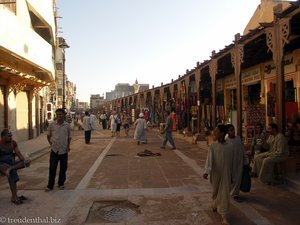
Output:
[45,108,71,191]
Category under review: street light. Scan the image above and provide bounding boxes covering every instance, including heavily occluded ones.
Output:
[58,38,70,111]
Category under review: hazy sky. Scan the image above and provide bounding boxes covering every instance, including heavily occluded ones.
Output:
[57,0,263,102]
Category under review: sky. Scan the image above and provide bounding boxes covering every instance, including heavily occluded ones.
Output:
[56,0,264,102]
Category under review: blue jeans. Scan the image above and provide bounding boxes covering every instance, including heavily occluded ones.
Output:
[161,131,176,148]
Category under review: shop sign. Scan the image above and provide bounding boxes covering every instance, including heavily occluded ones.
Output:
[216,79,223,92]
[242,68,260,84]
[264,55,296,79]
[224,75,236,89]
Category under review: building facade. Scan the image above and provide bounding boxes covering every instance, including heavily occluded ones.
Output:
[106,80,149,101]
[0,0,57,141]
[90,94,105,109]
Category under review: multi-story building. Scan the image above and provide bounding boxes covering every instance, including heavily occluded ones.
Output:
[78,102,89,111]
[105,91,115,101]
[90,94,105,109]
[115,83,133,99]
[106,80,149,101]
[0,0,57,141]
[66,80,76,112]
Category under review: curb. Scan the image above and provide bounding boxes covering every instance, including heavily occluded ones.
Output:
[28,146,50,161]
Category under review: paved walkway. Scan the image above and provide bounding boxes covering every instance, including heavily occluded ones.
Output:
[0,125,298,225]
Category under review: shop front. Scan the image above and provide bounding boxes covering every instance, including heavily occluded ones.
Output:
[264,55,299,125]
[241,67,265,145]
[224,74,237,129]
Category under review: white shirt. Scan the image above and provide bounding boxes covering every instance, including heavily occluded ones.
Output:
[82,116,92,131]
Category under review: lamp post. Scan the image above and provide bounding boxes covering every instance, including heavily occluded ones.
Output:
[58,38,69,111]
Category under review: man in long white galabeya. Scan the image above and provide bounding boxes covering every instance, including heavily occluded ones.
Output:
[226,124,248,203]
[203,124,234,225]
[133,113,147,145]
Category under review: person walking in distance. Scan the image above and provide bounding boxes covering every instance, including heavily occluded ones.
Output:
[122,111,130,136]
[133,113,148,144]
[203,124,234,225]
[45,108,71,191]
[100,112,107,129]
[109,110,118,137]
[83,111,92,144]
[160,110,176,150]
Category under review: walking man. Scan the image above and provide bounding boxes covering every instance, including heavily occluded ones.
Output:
[226,124,248,202]
[46,108,71,191]
[203,124,234,225]
[100,112,107,129]
[160,110,176,150]
[83,111,92,144]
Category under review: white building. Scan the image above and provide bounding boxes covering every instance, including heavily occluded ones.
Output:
[0,0,57,141]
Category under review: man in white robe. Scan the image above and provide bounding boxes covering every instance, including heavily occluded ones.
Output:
[226,124,248,202]
[204,124,234,225]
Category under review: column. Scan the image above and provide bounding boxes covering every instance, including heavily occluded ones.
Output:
[265,4,289,132]
[209,52,217,128]
[231,34,244,137]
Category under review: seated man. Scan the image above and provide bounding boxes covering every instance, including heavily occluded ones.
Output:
[252,123,289,184]
[0,129,30,205]
[250,123,270,156]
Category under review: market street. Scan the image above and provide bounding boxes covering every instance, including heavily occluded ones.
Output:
[0,125,299,225]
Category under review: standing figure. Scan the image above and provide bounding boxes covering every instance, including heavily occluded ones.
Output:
[203,124,234,225]
[109,111,117,137]
[134,113,147,144]
[46,108,71,191]
[160,110,176,150]
[170,108,177,131]
[83,111,92,144]
[89,112,97,131]
[116,112,122,136]
[252,123,289,184]
[0,129,31,204]
[122,111,130,136]
[226,124,248,202]
[100,112,107,129]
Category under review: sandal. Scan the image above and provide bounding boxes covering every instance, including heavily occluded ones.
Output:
[18,195,28,201]
[11,198,23,205]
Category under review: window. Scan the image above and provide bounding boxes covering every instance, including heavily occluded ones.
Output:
[0,0,16,14]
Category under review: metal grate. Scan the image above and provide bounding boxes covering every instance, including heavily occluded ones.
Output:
[99,205,137,222]
[86,200,140,223]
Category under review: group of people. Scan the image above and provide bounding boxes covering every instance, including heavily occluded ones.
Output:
[0,108,71,204]
[108,110,131,137]
[203,122,290,225]
[1,105,291,221]
[132,110,177,149]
